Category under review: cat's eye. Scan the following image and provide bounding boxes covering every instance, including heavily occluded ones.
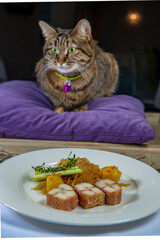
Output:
[52,48,58,54]
[68,47,76,54]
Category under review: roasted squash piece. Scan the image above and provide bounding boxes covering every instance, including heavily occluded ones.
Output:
[100,166,122,183]
[47,174,63,192]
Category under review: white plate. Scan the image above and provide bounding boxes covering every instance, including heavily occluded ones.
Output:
[0,148,160,226]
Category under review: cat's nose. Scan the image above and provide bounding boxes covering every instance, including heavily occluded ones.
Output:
[57,56,66,65]
[58,60,64,65]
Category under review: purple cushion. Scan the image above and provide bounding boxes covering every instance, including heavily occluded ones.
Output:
[0,80,156,144]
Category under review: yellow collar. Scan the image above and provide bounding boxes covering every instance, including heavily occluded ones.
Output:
[55,72,82,81]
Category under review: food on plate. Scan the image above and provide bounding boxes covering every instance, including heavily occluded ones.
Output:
[74,182,105,208]
[32,154,83,181]
[32,175,64,194]
[61,157,100,186]
[119,183,130,187]
[95,179,122,205]
[31,152,127,210]
[100,166,122,183]
[32,180,47,194]
[46,183,78,211]
[32,154,101,193]
[47,174,64,192]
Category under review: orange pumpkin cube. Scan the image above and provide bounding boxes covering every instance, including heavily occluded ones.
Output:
[100,166,122,183]
[47,174,63,192]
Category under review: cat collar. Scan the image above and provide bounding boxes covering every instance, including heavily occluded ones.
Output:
[55,72,83,92]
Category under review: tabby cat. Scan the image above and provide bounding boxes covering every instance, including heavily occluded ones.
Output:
[35,19,119,113]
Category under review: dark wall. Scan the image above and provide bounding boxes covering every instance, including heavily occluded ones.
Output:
[79,1,160,52]
[0,3,42,80]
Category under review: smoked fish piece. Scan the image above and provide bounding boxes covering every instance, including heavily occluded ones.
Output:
[95,179,122,205]
[74,182,105,208]
[46,183,78,211]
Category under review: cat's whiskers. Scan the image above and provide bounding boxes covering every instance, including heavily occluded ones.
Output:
[79,66,93,78]
[78,69,89,81]
[77,66,93,81]
[38,63,93,84]
[39,63,56,77]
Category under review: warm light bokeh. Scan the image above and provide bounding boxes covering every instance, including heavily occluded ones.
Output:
[127,12,142,25]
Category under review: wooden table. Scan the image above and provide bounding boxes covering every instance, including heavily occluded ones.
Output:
[0,112,160,171]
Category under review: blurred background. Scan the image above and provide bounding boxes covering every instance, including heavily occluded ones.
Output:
[0,1,160,111]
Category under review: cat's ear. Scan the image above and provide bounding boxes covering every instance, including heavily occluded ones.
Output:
[72,19,92,41]
[39,21,57,40]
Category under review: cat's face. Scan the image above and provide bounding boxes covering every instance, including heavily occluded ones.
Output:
[39,19,94,75]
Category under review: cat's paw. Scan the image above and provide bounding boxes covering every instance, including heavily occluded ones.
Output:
[54,107,65,113]
[73,108,84,112]
[73,104,88,112]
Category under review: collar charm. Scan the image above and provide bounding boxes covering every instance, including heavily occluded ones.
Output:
[64,80,71,92]
[55,72,83,93]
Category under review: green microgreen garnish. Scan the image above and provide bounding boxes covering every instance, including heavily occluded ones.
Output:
[33,154,77,174]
